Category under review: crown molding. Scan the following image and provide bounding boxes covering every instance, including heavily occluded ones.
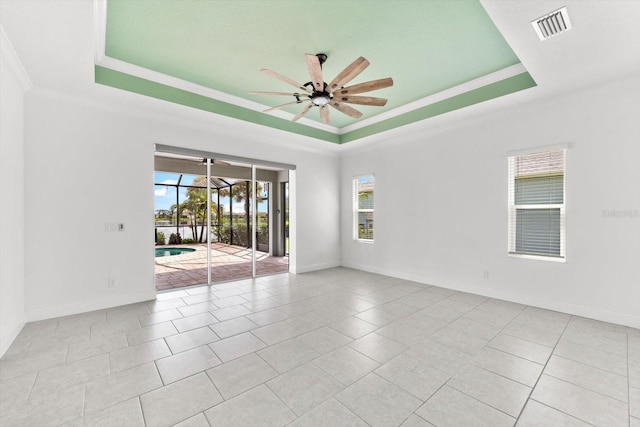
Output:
[338,63,527,135]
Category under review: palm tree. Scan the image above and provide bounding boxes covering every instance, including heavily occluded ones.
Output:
[184,177,218,242]
[169,203,179,225]
[218,181,264,247]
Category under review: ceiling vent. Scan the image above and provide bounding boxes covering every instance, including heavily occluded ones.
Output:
[532,7,572,41]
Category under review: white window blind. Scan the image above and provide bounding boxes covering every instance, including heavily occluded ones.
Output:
[508,149,565,259]
[353,175,374,241]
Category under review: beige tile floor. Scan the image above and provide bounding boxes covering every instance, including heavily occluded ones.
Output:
[1,267,639,426]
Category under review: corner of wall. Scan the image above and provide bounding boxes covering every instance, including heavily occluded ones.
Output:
[0,314,26,358]
[0,24,32,358]
[0,25,34,90]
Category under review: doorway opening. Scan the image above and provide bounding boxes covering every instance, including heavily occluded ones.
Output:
[153,150,291,290]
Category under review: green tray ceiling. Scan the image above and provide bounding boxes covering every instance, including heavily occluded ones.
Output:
[97,0,536,144]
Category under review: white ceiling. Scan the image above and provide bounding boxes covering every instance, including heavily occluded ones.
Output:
[482,1,640,94]
[1,0,639,152]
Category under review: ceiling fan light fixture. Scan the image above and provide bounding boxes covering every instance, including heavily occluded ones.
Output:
[311,95,331,106]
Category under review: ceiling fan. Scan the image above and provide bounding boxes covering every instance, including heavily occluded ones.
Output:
[250,53,393,124]
[202,158,231,166]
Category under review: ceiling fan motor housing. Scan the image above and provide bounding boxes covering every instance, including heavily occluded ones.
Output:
[316,53,327,65]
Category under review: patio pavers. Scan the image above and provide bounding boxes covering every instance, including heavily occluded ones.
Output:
[155,243,288,290]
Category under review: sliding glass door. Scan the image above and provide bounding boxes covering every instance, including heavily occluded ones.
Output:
[207,159,254,283]
[154,148,291,290]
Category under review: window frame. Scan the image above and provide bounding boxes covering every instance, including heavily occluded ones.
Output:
[353,174,374,243]
[507,149,566,262]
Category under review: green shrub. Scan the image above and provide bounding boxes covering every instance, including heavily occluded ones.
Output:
[168,233,182,245]
[182,238,195,244]
[156,231,166,245]
[257,227,269,245]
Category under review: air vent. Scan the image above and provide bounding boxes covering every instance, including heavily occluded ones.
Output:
[532,7,571,41]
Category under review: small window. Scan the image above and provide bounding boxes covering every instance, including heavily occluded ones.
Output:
[354,175,374,241]
[508,149,565,260]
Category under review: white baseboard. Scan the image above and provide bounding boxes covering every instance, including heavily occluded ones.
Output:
[295,260,341,274]
[342,262,640,329]
[0,314,26,358]
[515,294,639,329]
[26,291,157,323]
[341,262,438,285]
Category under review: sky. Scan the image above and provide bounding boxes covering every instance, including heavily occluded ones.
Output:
[154,172,268,214]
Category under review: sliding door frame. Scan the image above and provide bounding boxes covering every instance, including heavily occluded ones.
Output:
[155,144,295,287]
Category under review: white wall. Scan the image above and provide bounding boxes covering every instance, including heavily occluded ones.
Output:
[22,88,341,321]
[0,27,30,356]
[341,76,640,328]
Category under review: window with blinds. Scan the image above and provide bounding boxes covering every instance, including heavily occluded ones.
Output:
[354,175,374,241]
[508,149,565,259]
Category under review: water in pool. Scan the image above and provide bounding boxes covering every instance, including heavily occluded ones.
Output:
[155,247,196,257]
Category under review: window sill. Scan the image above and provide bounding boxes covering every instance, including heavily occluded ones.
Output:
[355,239,374,244]
[508,253,565,263]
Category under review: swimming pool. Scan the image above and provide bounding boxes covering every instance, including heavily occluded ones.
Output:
[155,247,196,257]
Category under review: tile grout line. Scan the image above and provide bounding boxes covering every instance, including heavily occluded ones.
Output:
[353,297,521,421]
[5,271,639,426]
[443,367,521,421]
[526,374,625,426]
[628,329,631,426]
[132,397,146,427]
[478,304,556,368]
[550,350,629,379]
[138,392,149,427]
[203,362,226,403]
[411,380,450,424]
[25,369,39,402]
[263,380,300,421]
[63,341,71,364]
[81,383,87,418]
[528,399,600,427]
[512,313,594,425]
[538,370,630,404]
[439,303,553,423]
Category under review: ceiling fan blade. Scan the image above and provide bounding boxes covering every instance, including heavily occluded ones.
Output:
[332,95,387,107]
[291,103,314,122]
[327,57,370,93]
[319,105,330,124]
[249,91,308,97]
[260,69,312,93]
[334,77,394,95]
[263,99,309,113]
[329,101,363,119]
[305,54,324,93]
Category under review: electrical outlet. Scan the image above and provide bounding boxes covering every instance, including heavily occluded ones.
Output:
[105,223,124,232]
[108,277,117,288]
[106,223,121,232]
[483,270,490,280]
